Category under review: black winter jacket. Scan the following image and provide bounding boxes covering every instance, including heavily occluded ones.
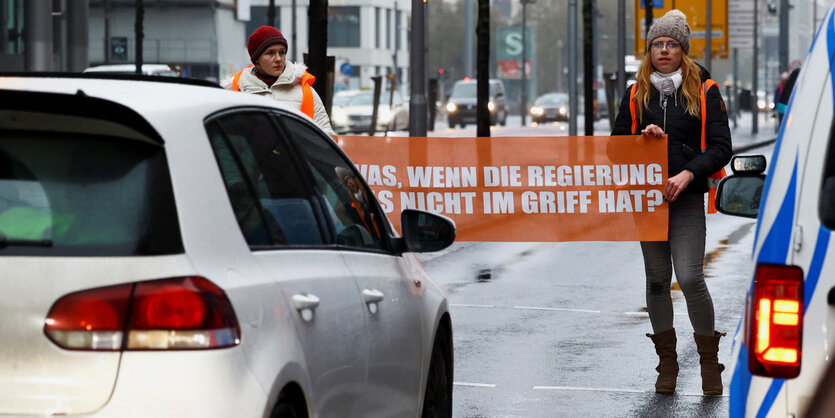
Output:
[611,66,732,195]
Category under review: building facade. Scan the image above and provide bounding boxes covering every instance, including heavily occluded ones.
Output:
[250,0,410,93]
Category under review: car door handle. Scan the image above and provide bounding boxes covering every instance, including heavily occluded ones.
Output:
[292,293,320,310]
[362,289,385,304]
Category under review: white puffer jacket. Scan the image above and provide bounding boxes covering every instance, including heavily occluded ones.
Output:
[223,61,335,136]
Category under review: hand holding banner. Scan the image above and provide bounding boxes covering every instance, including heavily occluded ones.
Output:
[336,135,668,242]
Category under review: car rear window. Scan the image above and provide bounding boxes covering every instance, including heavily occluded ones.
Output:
[0,132,183,256]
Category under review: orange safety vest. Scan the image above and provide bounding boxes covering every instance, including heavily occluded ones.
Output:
[231,65,316,119]
[629,79,727,214]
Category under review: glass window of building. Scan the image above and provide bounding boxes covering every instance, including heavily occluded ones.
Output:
[246,7,280,41]
[375,8,381,49]
[395,11,402,50]
[386,9,391,50]
[328,7,360,48]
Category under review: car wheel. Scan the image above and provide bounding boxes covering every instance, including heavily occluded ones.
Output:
[459,122,466,129]
[271,391,307,418]
[500,111,507,126]
[421,325,452,418]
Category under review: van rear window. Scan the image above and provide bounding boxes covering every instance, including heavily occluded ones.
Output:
[0,132,183,256]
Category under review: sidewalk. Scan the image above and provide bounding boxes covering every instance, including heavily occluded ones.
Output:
[729,111,779,152]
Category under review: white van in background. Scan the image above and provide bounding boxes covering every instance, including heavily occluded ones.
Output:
[716,4,835,417]
[83,64,179,77]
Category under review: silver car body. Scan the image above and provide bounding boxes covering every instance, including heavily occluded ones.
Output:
[0,76,450,417]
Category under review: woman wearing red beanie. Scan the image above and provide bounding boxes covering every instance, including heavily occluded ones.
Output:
[224,25,335,135]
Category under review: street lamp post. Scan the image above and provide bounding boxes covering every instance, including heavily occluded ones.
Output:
[520,0,535,126]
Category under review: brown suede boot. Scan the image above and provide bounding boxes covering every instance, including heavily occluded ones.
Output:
[647,328,678,394]
[694,331,727,396]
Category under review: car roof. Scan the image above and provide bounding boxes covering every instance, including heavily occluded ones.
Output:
[0,74,309,126]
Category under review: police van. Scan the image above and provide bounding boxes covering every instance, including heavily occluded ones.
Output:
[716,4,835,417]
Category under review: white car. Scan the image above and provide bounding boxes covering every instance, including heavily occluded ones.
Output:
[717,4,835,417]
[0,74,455,417]
[83,63,180,76]
[331,89,409,134]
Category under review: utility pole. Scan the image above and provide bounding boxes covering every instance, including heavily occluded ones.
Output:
[292,0,298,62]
[476,0,490,137]
[465,0,474,77]
[779,0,789,72]
[409,0,427,136]
[268,0,275,27]
[103,0,110,63]
[644,0,653,40]
[521,0,535,127]
[67,0,88,72]
[706,0,712,71]
[617,0,626,97]
[753,0,759,134]
[583,0,594,136]
[568,0,578,136]
[135,0,143,75]
[308,0,328,105]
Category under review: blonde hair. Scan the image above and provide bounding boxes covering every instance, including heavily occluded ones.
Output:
[633,53,702,121]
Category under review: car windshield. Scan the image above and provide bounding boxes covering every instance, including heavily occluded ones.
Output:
[333,94,355,106]
[536,94,568,105]
[346,93,374,106]
[0,132,183,256]
[451,82,496,98]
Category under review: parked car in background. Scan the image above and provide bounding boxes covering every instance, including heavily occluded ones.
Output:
[444,78,508,128]
[83,64,180,76]
[717,6,835,416]
[530,92,569,124]
[331,89,409,134]
[0,73,455,417]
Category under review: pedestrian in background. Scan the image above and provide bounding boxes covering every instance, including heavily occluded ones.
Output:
[611,9,733,396]
[777,66,801,126]
[774,71,789,129]
[224,25,335,135]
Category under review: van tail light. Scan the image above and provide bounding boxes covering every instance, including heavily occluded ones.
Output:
[747,264,804,378]
[44,277,241,351]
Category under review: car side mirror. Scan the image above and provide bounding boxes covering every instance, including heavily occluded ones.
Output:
[398,209,456,253]
[731,155,767,174]
[716,175,766,218]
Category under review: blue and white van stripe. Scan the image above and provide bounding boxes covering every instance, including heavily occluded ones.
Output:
[729,5,835,417]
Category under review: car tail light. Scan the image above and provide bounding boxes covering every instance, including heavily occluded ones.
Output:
[45,277,240,351]
[747,264,804,378]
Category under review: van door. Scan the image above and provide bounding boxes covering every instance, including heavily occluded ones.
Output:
[785,60,835,415]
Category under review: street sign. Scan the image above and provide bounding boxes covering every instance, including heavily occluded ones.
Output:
[729,0,755,49]
[634,0,729,60]
[110,37,128,61]
[340,62,353,76]
[496,26,535,80]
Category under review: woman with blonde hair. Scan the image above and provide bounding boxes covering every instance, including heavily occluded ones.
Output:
[611,9,732,396]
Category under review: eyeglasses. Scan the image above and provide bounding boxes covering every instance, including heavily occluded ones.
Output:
[650,41,680,51]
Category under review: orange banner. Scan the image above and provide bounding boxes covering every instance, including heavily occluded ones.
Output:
[336,135,669,242]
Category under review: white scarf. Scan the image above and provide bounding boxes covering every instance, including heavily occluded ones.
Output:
[650,69,683,108]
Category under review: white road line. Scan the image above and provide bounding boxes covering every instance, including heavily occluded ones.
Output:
[450,303,495,308]
[680,392,730,398]
[533,386,646,394]
[513,306,601,313]
[624,312,649,316]
[454,382,496,388]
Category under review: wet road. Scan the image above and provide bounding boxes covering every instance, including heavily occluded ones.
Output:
[417,143,774,417]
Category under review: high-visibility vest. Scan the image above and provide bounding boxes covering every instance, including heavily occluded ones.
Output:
[629,79,727,214]
[231,65,316,119]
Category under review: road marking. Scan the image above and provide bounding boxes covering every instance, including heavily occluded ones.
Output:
[623,312,688,316]
[450,303,495,308]
[533,386,646,394]
[680,392,730,397]
[513,306,601,313]
[454,382,496,388]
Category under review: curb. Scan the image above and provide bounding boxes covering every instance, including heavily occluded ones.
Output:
[733,138,777,154]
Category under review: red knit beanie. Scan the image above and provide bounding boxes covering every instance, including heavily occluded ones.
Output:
[247,26,288,63]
